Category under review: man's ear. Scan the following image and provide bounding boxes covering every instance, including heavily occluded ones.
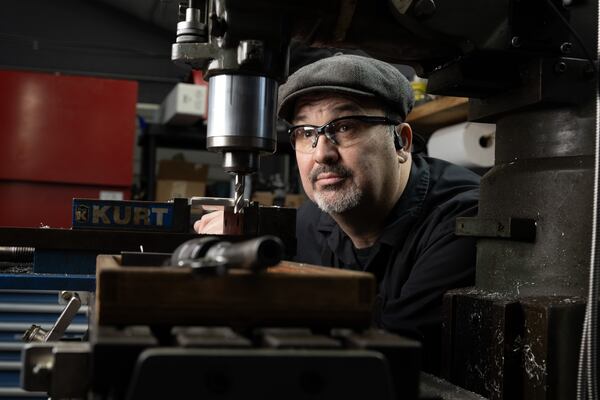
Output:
[396,123,413,154]
[393,131,403,150]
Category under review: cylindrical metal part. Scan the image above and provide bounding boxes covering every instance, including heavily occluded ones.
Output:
[0,246,34,262]
[207,75,278,174]
[22,325,48,343]
[206,235,284,271]
[476,107,594,297]
[223,152,258,174]
[176,4,206,43]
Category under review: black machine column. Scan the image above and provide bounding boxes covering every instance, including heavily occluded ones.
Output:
[476,106,594,297]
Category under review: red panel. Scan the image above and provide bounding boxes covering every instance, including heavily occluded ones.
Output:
[0,181,131,229]
[0,70,138,186]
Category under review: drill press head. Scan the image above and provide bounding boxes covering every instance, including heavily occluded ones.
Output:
[172,0,290,180]
[207,74,278,175]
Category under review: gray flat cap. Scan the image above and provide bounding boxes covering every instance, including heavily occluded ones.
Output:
[278,54,414,122]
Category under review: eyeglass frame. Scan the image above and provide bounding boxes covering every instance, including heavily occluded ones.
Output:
[287,115,401,153]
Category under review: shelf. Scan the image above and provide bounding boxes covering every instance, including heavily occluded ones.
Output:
[406,97,469,136]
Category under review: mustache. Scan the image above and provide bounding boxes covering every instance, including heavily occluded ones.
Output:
[309,164,352,184]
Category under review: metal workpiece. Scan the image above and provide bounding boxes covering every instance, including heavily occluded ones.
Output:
[171,235,284,273]
[189,196,245,207]
[0,246,34,262]
[22,292,82,343]
[204,235,284,270]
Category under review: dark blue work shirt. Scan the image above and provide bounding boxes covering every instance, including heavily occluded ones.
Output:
[294,155,480,371]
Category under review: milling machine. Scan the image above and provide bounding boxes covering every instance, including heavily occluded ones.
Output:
[16,0,600,399]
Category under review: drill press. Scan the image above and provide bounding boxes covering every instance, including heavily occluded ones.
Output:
[172,0,289,214]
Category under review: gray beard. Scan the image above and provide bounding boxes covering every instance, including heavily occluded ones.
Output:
[309,163,362,214]
[313,181,362,214]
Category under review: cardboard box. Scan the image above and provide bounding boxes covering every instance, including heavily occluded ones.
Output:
[285,194,307,209]
[160,83,208,126]
[252,191,275,206]
[156,159,208,201]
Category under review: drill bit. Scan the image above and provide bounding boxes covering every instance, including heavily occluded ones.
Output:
[233,173,245,214]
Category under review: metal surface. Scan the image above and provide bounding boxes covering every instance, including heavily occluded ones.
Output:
[171,235,284,273]
[126,348,396,400]
[0,273,96,291]
[189,196,239,207]
[0,70,137,186]
[0,247,34,263]
[22,292,82,342]
[260,328,342,349]
[442,289,586,399]
[21,342,91,398]
[420,373,488,400]
[234,203,297,256]
[33,250,99,274]
[174,327,252,348]
[456,217,536,242]
[233,174,245,214]
[175,4,206,43]
[0,70,137,228]
[173,2,287,208]
[475,107,594,297]
[121,251,171,267]
[0,227,200,253]
[207,74,278,177]
[21,343,53,393]
[89,325,417,399]
[339,329,422,400]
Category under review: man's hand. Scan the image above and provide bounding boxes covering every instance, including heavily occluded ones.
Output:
[193,206,225,234]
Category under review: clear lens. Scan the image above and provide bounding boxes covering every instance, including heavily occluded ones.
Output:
[291,126,317,153]
[289,116,396,154]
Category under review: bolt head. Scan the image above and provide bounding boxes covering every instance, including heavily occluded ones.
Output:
[560,42,572,54]
[554,61,567,73]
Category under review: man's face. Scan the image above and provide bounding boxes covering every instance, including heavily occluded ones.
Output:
[292,94,400,214]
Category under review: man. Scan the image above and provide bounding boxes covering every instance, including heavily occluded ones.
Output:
[197,54,479,371]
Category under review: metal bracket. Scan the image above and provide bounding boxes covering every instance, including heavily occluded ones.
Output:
[22,342,91,397]
[456,217,536,242]
[22,291,82,342]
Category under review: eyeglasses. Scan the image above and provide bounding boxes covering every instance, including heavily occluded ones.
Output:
[288,115,400,154]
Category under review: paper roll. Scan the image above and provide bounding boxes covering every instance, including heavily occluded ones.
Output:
[427,122,495,168]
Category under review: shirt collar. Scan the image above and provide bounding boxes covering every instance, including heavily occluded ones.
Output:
[377,154,430,246]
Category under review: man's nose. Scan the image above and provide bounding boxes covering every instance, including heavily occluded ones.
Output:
[312,133,339,164]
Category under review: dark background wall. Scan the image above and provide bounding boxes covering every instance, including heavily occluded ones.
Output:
[0,0,189,103]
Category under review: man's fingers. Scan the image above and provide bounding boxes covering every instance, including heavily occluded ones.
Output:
[194,210,225,234]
